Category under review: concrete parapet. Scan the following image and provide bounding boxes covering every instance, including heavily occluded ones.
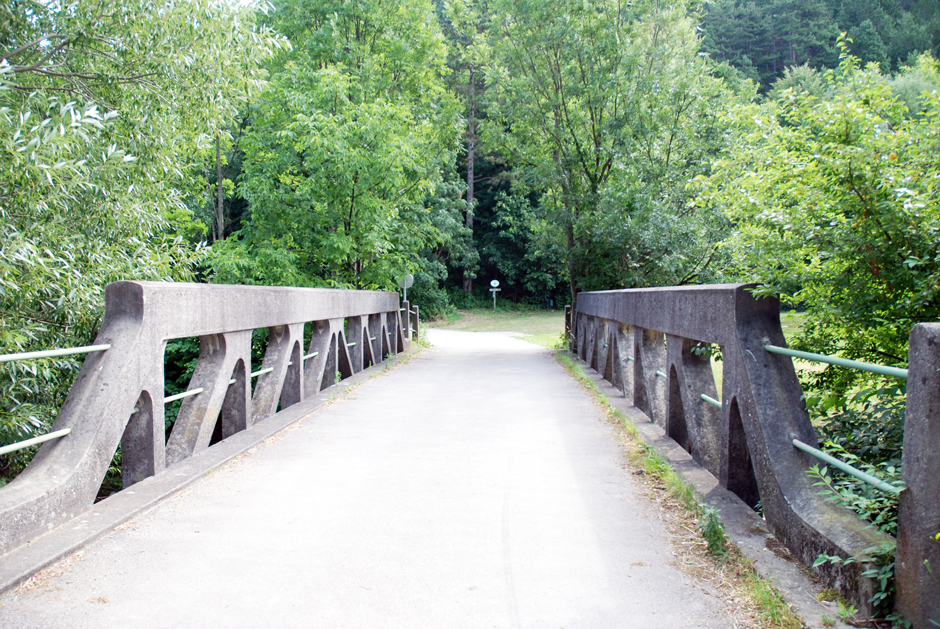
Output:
[0,282,407,558]
[575,284,890,616]
[897,324,940,628]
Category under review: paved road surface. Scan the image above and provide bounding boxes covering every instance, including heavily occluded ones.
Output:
[0,330,734,628]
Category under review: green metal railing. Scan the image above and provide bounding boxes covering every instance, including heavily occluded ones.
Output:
[0,428,72,456]
[2,343,331,455]
[2,321,382,459]
[765,344,906,495]
[700,393,722,409]
[624,344,903,496]
[792,438,902,495]
[1,345,112,455]
[764,344,908,380]
[164,388,204,404]
[0,344,111,364]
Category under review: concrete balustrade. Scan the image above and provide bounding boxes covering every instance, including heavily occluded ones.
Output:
[0,282,409,557]
[897,324,940,628]
[571,284,916,618]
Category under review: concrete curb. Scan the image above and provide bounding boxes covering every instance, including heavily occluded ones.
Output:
[567,354,851,629]
[0,347,421,596]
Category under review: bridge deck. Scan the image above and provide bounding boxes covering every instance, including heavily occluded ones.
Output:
[0,330,735,628]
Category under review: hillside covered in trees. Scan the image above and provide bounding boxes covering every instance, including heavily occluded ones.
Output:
[700,0,939,89]
[2,0,939,488]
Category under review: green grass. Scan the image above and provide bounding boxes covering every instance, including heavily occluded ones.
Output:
[428,306,813,358]
[780,310,807,343]
[428,308,566,348]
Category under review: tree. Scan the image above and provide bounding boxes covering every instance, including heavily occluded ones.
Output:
[697,45,940,378]
[701,0,940,87]
[218,0,462,289]
[847,19,889,68]
[486,0,738,301]
[476,191,566,302]
[700,0,773,85]
[442,0,493,294]
[0,0,282,474]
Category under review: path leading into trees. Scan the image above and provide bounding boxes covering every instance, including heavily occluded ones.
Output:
[0,330,736,628]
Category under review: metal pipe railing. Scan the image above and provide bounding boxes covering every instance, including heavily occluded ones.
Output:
[620,344,900,496]
[164,388,204,404]
[764,345,908,380]
[700,393,722,409]
[0,344,111,364]
[792,438,901,495]
[0,428,71,456]
[0,345,112,456]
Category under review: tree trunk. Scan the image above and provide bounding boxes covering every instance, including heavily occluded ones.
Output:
[565,219,578,308]
[462,68,476,294]
[216,132,224,242]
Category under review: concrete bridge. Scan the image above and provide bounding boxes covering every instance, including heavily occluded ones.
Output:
[0,282,937,627]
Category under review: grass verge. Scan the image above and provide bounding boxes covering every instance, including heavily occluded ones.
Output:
[556,351,804,629]
[427,308,566,349]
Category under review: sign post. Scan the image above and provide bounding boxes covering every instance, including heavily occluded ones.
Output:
[489,279,501,312]
[398,273,414,302]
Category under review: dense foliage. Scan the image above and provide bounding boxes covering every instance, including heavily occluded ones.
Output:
[483,0,739,302]
[210,0,464,290]
[700,0,940,90]
[698,46,940,375]
[0,0,282,476]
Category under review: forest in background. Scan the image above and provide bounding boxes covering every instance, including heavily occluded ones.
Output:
[700,0,940,89]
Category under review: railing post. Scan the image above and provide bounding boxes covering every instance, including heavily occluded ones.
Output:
[401,300,411,340]
[896,323,940,627]
[410,305,420,342]
[575,284,891,613]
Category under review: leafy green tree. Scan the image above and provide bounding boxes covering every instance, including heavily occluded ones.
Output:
[697,46,940,383]
[889,52,940,116]
[767,63,829,100]
[220,0,461,289]
[700,0,773,84]
[702,0,939,86]
[486,0,737,301]
[835,0,894,38]
[0,0,282,474]
[847,19,889,68]
[442,0,493,293]
[408,179,480,317]
[476,191,566,302]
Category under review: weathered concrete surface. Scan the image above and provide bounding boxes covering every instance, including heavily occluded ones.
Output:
[0,350,402,596]
[0,331,735,628]
[897,323,940,628]
[0,282,404,559]
[575,359,852,629]
[576,285,889,612]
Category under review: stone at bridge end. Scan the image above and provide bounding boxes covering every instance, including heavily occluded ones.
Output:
[896,323,940,628]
